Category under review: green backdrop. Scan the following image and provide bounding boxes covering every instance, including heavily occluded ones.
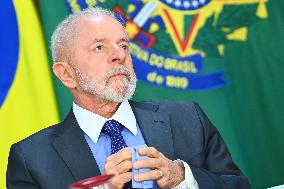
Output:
[39,1,284,188]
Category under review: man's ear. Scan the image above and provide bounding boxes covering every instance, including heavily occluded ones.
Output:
[53,62,77,89]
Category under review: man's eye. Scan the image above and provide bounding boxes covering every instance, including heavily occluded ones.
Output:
[95,45,103,52]
[121,44,129,51]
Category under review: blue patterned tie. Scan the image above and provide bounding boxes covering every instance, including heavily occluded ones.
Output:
[102,119,128,154]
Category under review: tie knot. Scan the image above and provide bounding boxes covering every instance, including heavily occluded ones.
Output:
[102,119,122,137]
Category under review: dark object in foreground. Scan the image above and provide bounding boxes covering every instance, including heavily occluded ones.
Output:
[69,175,113,189]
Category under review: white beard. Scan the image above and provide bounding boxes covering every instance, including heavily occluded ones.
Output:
[75,65,136,102]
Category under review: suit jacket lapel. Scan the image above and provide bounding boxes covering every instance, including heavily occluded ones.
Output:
[52,111,101,181]
[130,101,175,160]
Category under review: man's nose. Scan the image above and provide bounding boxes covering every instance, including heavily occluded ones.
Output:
[107,45,126,64]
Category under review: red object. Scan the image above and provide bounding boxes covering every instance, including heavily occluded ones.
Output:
[113,6,156,48]
[69,175,113,188]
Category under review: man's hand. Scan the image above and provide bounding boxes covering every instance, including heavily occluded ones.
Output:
[133,147,185,189]
[104,147,132,189]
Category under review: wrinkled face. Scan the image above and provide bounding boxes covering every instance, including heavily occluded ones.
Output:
[70,15,136,102]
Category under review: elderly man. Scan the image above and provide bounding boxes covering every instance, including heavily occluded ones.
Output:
[7,7,251,189]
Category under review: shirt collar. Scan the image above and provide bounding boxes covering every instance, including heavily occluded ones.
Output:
[73,100,137,143]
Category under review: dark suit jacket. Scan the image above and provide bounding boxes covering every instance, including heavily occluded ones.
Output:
[7,101,251,189]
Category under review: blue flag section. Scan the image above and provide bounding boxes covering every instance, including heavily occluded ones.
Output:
[0,0,19,107]
[160,0,211,11]
[130,42,226,90]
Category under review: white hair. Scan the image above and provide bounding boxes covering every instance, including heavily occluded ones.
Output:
[50,7,121,63]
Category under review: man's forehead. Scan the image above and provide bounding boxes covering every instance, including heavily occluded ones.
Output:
[78,14,122,28]
[75,15,128,39]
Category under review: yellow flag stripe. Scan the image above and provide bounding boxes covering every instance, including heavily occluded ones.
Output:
[0,1,59,188]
